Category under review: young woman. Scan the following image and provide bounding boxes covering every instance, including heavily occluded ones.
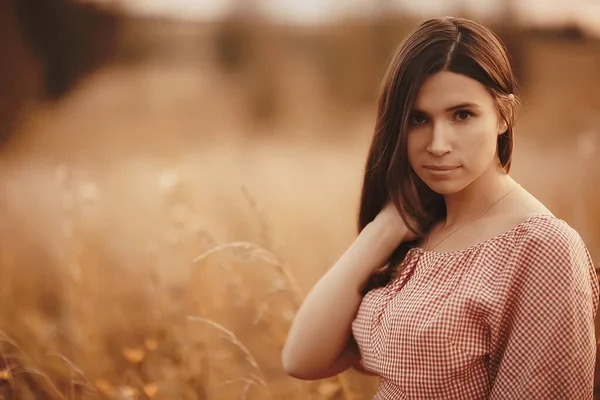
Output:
[282,16,599,399]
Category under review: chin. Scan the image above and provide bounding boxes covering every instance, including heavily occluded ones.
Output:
[421,178,469,195]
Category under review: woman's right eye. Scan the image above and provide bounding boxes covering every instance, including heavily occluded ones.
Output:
[409,114,427,125]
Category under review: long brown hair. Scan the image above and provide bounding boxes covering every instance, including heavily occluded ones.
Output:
[359,17,521,294]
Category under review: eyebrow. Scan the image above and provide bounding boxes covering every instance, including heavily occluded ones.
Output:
[412,102,480,114]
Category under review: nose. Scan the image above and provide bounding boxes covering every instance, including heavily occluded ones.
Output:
[426,122,452,156]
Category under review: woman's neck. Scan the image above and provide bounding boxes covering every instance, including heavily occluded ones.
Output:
[442,165,515,229]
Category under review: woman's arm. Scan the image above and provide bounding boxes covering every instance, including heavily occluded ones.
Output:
[282,203,409,380]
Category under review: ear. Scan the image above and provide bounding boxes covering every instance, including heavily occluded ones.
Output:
[498,120,508,135]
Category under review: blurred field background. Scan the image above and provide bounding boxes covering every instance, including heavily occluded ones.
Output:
[1,0,600,399]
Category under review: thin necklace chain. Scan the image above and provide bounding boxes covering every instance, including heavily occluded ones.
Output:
[426,183,520,252]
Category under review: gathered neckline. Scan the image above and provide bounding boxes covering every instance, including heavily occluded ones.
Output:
[408,214,557,257]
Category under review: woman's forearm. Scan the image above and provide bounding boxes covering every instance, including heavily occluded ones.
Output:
[282,218,405,379]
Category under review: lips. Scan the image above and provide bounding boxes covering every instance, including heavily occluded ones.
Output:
[423,165,459,171]
[423,165,460,178]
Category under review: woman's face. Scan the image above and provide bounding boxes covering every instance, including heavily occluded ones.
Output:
[406,71,506,195]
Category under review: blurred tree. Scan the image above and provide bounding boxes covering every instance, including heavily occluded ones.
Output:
[212,1,280,126]
[495,0,527,89]
[313,12,412,115]
[214,15,251,74]
[11,0,120,100]
[0,0,120,145]
[0,0,41,145]
[213,0,261,74]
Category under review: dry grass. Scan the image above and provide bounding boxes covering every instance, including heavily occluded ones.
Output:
[0,211,364,399]
[0,145,373,399]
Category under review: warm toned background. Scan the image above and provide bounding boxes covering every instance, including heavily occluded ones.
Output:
[1,0,599,399]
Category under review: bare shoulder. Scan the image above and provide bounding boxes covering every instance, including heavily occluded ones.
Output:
[496,185,588,254]
[485,184,553,231]
[506,184,554,220]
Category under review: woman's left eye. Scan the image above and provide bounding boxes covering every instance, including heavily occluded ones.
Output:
[454,110,472,121]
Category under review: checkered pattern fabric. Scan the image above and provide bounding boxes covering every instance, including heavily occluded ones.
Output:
[352,215,599,399]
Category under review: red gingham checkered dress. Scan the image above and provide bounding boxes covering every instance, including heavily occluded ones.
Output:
[352,215,599,399]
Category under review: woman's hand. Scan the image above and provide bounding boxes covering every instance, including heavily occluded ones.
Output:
[371,201,418,244]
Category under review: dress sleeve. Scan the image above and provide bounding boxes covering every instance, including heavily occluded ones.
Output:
[488,223,599,399]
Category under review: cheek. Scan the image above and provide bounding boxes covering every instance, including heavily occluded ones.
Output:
[461,121,498,158]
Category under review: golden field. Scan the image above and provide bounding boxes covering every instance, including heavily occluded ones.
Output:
[1,13,600,399]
